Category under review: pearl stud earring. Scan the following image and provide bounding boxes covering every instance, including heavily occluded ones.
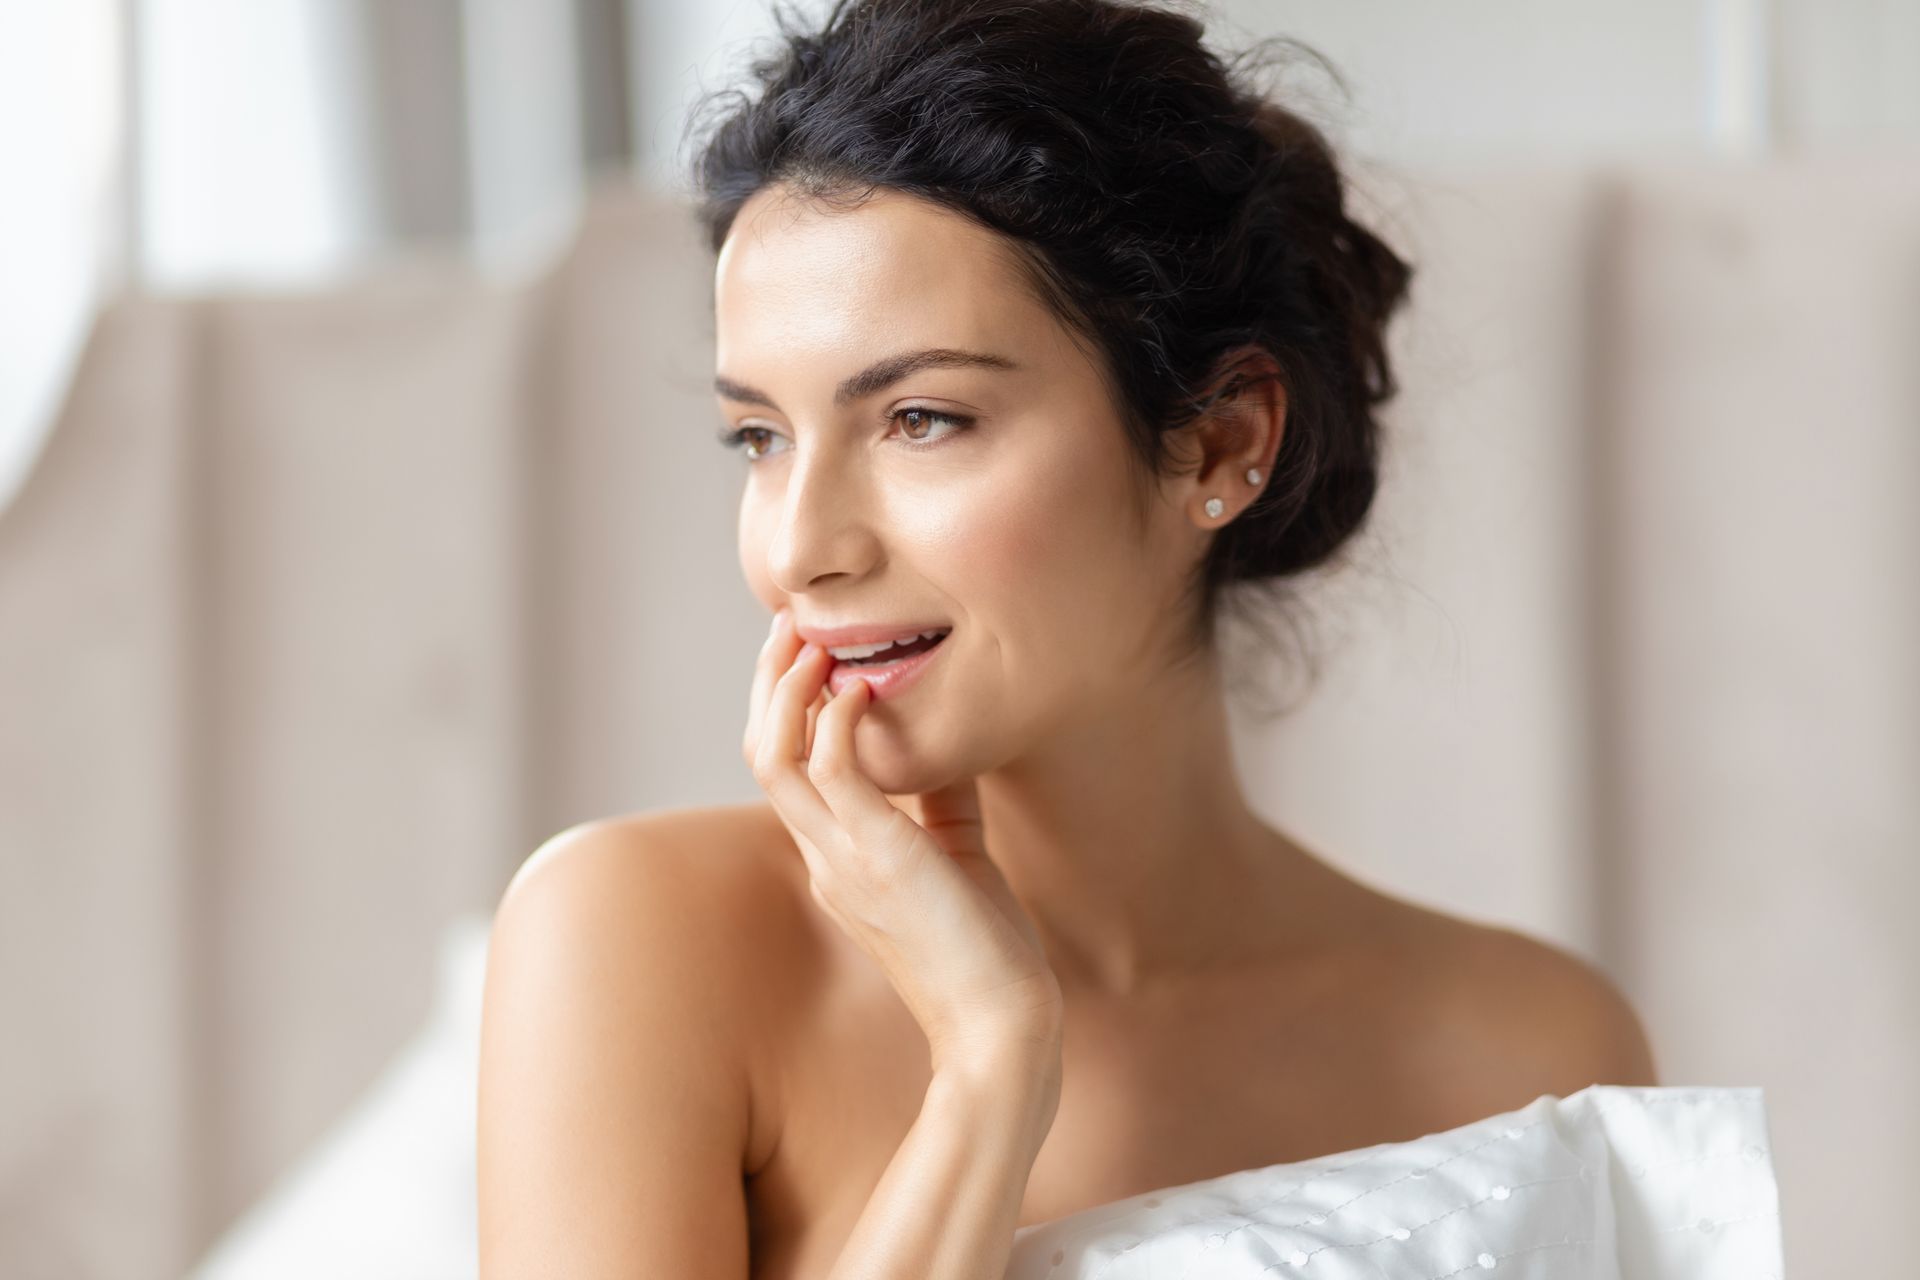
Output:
[1246,467,1263,485]
[1204,497,1225,518]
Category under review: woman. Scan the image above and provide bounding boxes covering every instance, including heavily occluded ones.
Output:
[476,1,1663,1276]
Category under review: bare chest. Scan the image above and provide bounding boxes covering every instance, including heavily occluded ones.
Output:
[744,942,1489,1280]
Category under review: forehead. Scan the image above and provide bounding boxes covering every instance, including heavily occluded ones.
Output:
[712,185,1048,361]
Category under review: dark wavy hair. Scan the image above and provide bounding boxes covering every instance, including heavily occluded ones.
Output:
[682,0,1414,712]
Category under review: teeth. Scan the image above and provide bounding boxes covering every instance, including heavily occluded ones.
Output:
[827,628,947,661]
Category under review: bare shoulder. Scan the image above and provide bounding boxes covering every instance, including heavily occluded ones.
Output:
[477,801,822,1275]
[1364,899,1660,1127]
[497,803,791,999]
[502,799,803,909]
[495,796,821,1012]
[487,800,817,1173]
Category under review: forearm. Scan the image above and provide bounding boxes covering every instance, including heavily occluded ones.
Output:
[827,1039,1063,1280]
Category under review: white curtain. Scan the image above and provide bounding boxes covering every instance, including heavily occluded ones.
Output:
[0,0,634,519]
[0,2,125,518]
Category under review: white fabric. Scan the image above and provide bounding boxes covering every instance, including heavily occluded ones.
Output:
[186,916,490,1280]
[1006,1085,1783,1279]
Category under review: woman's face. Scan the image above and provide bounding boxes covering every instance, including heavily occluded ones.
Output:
[713,183,1205,793]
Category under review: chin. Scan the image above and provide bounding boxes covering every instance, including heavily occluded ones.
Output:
[845,725,957,798]
[853,750,943,799]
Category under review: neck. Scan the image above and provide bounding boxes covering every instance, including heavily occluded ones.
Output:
[970,654,1306,999]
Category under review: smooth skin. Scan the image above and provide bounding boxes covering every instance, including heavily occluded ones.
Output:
[476,182,1659,1279]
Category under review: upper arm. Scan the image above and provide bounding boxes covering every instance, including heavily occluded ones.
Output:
[478,817,755,1279]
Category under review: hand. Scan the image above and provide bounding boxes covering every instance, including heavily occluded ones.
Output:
[744,606,1064,1067]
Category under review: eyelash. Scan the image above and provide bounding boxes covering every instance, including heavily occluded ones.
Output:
[715,407,976,461]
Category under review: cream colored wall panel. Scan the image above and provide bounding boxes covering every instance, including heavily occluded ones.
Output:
[0,297,201,1276]
[1600,151,1920,1279]
[190,266,533,1232]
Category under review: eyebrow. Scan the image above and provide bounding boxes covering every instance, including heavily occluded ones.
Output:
[713,347,1020,413]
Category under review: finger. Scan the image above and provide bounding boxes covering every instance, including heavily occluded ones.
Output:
[753,640,838,833]
[803,683,829,758]
[745,608,802,761]
[806,676,920,881]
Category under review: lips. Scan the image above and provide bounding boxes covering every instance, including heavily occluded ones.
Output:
[797,621,953,650]
[832,630,947,665]
[824,628,951,703]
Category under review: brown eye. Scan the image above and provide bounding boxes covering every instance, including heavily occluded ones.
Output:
[891,407,974,445]
[717,424,787,461]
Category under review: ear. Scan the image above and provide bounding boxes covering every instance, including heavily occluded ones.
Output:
[1166,344,1288,527]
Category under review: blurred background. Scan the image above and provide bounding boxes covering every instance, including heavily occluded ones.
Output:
[1,1,1915,1276]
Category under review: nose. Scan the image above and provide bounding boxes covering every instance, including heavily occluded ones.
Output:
[763,441,878,593]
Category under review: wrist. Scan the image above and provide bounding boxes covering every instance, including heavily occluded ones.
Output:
[930,1032,1063,1145]
[930,1010,1063,1078]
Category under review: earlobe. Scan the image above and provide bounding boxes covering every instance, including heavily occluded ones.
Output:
[1198,458,1269,525]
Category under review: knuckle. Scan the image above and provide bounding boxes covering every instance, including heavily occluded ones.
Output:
[851,838,906,896]
[806,746,840,785]
[808,858,850,905]
[749,743,779,787]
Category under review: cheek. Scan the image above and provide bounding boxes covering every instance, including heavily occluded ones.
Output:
[939,452,1139,684]
[914,473,1041,587]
